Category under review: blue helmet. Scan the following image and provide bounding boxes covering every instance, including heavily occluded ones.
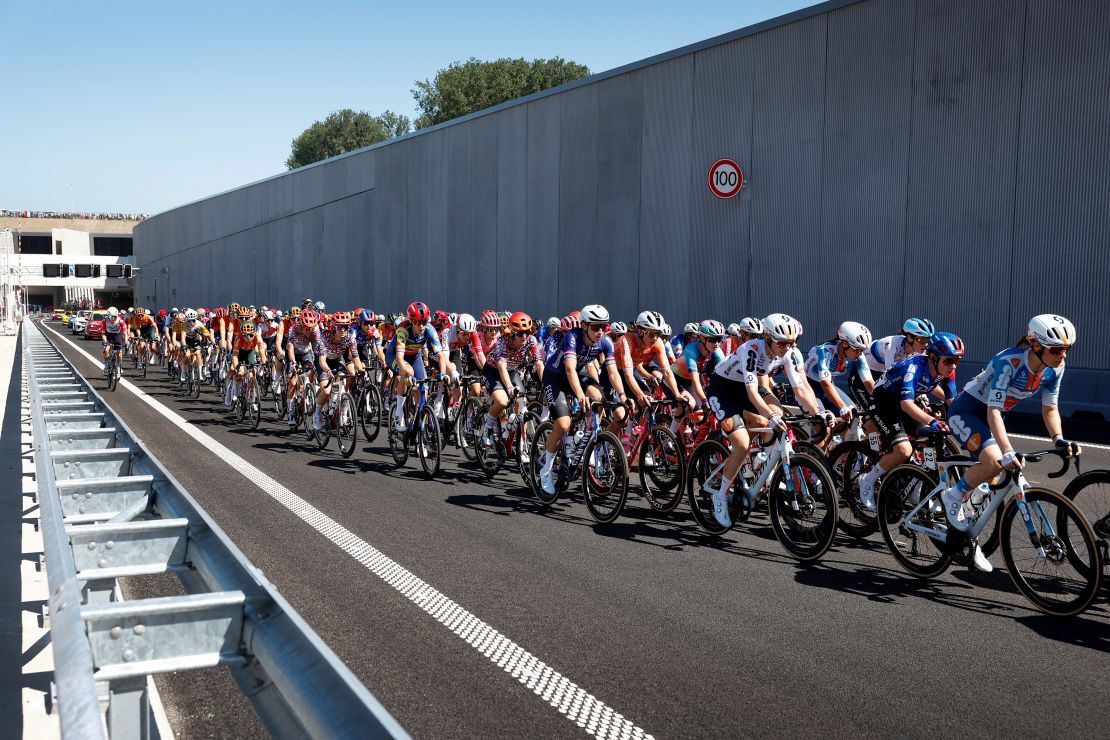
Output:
[358,308,374,323]
[927,331,965,358]
[902,317,935,338]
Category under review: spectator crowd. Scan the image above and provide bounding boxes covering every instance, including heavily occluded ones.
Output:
[1,209,148,221]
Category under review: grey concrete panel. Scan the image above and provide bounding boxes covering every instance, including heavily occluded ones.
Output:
[902,0,1025,361]
[470,116,499,313]
[819,0,915,332]
[639,56,694,327]
[403,136,432,305]
[690,36,755,322]
[496,106,529,312]
[292,165,327,216]
[1010,0,1110,371]
[748,13,829,336]
[558,85,600,313]
[322,157,350,205]
[376,145,406,312]
[525,95,561,316]
[595,72,644,322]
[347,150,376,196]
[444,123,474,311]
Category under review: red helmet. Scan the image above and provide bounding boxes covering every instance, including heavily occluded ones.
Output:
[561,314,581,332]
[480,310,501,329]
[300,309,318,327]
[433,309,450,326]
[407,301,430,322]
[158,309,168,318]
[509,311,533,332]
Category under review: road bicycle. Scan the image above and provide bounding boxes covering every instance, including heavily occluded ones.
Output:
[313,369,357,457]
[1063,467,1110,571]
[527,400,630,524]
[686,415,838,562]
[103,344,123,391]
[233,362,263,430]
[353,370,383,444]
[619,398,686,514]
[473,388,542,481]
[876,443,1101,616]
[387,378,443,478]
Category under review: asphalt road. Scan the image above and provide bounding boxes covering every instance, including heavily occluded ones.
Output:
[38,320,1110,739]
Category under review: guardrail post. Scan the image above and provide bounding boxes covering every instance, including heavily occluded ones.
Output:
[107,676,150,740]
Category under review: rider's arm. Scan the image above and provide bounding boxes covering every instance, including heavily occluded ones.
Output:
[1042,405,1063,442]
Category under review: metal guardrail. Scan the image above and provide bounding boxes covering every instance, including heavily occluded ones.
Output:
[23,318,409,739]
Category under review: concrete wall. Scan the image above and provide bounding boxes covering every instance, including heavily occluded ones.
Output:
[135,0,1110,417]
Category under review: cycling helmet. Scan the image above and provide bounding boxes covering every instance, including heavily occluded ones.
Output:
[158,309,168,318]
[331,311,353,326]
[433,309,450,326]
[662,324,672,338]
[448,312,458,324]
[301,298,313,308]
[229,302,241,314]
[407,301,430,322]
[1027,314,1076,348]
[248,304,256,313]
[358,309,374,323]
[580,304,610,324]
[300,309,318,327]
[763,314,803,342]
[171,307,180,314]
[611,321,628,336]
[739,317,764,336]
[175,312,185,322]
[498,311,510,332]
[635,310,666,333]
[240,321,257,335]
[289,306,301,319]
[509,311,533,332]
[546,316,560,330]
[389,312,404,326]
[262,309,275,321]
[699,320,726,339]
[726,323,742,337]
[127,307,134,314]
[108,307,119,317]
[561,314,581,332]
[838,321,872,350]
[457,313,477,333]
[683,322,699,335]
[276,310,283,319]
[927,331,966,357]
[480,310,501,329]
[313,301,326,312]
[184,309,198,321]
[902,317,936,338]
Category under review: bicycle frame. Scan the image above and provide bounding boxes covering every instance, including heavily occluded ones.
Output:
[698,426,796,508]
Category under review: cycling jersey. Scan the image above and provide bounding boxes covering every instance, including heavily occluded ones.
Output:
[171,320,187,335]
[805,342,873,384]
[962,346,1063,411]
[671,340,724,382]
[184,320,209,341]
[876,354,956,401]
[440,325,482,354]
[232,332,259,352]
[287,324,321,355]
[258,320,280,340]
[104,316,127,335]
[720,336,739,356]
[865,335,919,373]
[716,338,806,388]
[352,324,381,346]
[542,332,561,361]
[320,330,356,360]
[543,328,615,375]
[615,335,668,371]
[488,334,543,372]
[391,321,442,358]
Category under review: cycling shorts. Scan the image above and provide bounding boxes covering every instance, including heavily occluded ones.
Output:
[236,349,259,367]
[706,376,759,426]
[481,365,522,395]
[869,387,916,446]
[947,394,999,460]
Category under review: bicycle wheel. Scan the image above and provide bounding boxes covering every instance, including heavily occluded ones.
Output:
[1001,487,1102,617]
[528,421,563,506]
[416,407,441,478]
[336,393,357,458]
[271,373,288,421]
[475,424,505,478]
[303,395,317,442]
[768,453,838,562]
[458,396,484,462]
[582,431,629,524]
[685,439,732,535]
[388,404,410,468]
[359,384,383,443]
[105,360,117,391]
[191,368,201,399]
[876,464,950,578]
[140,356,147,379]
[638,425,686,513]
[248,377,262,430]
[315,398,332,450]
[1063,469,1110,561]
[828,441,879,539]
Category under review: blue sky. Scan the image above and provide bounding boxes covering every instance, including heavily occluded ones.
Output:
[2,0,821,215]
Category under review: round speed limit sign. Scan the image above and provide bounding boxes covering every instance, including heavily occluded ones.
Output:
[708,159,744,199]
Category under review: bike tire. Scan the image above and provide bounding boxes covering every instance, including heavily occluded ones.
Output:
[388,411,409,468]
[528,421,561,506]
[337,393,357,458]
[685,439,732,536]
[315,398,332,450]
[638,425,686,513]
[1001,486,1102,617]
[458,396,484,463]
[876,464,950,578]
[515,411,541,488]
[475,427,505,478]
[360,384,383,444]
[582,430,629,524]
[1062,469,1110,568]
[768,452,838,562]
[828,441,880,539]
[416,407,441,478]
[249,377,262,430]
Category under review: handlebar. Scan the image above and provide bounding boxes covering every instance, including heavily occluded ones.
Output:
[988,445,1077,490]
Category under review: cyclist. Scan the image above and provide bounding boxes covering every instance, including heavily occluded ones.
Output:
[229,320,267,410]
[538,316,560,345]
[804,321,875,425]
[672,322,698,355]
[132,308,158,369]
[480,312,544,447]
[671,320,727,413]
[441,312,485,410]
[706,312,823,527]
[353,309,386,377]
[284,309,323,427]
[615,310,681,409]
[177,309,211,386]
[538,305,627,495]
[854,317,935,408]
[314,311,363,431]
[100,307,128,373]
[386,302,448,432]
[856,332,964,512]
[943,315,1079,540]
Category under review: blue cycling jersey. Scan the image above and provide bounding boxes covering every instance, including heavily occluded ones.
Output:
[805,342,873,383]
[543,327,615,375]
[962,346,1063,411]
[878,354,956,401]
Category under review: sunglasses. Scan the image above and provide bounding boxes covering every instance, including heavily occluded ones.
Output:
[939,357,960,366]
[704,337,721,344]
[1046,347,1068,356]
[774,340,796,348]
[586,323,606,332]
[513,331,529,338]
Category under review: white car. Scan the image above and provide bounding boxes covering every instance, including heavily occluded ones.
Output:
[73,315,89,335]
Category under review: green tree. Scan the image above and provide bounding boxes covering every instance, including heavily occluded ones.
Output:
[412,57,590,129]
[286,109,411,169]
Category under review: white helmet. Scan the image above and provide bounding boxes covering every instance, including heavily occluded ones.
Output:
[546,316,560,330]
[1027,314,1076,348]
[763,314,802,342]
[580,304,609,324]
[635,310,666,333]
[726,323,742,337]
[448,312,458,324]
[611,322,628,335]
[683,322,699,335]
[184,309,198,321]
[107,307,119,317]
[662,324,672,337]
[127,307,134,314]
[838,321,872,350]
[262,309,275,321]
[739,317,764,336]
[457,313,477,333]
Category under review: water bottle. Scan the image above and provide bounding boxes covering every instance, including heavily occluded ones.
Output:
[571,429,586,459]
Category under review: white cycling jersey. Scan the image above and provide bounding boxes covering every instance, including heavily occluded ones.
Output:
[715,338,807,388]
[865,334,920,373]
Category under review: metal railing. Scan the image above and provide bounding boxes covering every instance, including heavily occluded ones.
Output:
[23,318,409,739]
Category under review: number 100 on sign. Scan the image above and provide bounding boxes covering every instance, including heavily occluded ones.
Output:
[708,159,744,199]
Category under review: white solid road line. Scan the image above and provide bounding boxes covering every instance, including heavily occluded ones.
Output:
[40,322,654,740]
[1009,432,1110,452]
